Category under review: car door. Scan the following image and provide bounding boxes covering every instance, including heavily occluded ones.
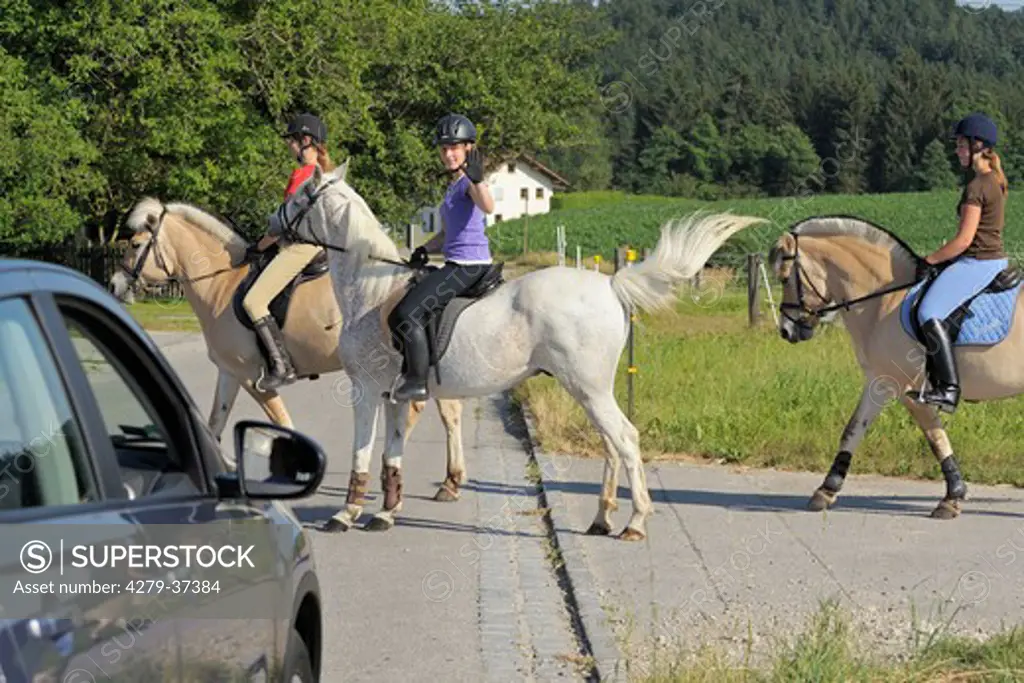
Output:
[0,290,174,683]
[43,289,283,683]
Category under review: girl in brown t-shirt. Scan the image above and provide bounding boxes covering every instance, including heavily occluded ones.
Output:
[910,112,1009,413]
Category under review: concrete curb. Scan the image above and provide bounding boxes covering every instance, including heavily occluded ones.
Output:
[517,398,629,683]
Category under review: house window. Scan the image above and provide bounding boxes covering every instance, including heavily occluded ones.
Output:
[429,212,435,232]
[508,163,516,173]
[495,214,503,222]
[535,188,544,199]
[520,188,528,200]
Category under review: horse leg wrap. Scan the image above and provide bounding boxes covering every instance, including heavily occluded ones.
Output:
[941,455,967,500]
[346,471,370,506]
[382,465,403,512]
[823,451,852,492]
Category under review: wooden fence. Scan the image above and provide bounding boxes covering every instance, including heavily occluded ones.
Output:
[0,242,185,300]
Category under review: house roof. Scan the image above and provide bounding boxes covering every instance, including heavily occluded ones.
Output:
[485,153,572,190]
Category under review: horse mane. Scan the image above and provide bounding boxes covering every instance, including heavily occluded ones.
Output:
[787,214,921,271]
[126,197,249,258]
[329,172,402,261]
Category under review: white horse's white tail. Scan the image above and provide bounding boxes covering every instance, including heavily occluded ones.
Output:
[610,211,766,313]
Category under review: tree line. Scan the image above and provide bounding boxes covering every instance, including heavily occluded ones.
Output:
[1,0,1022,248]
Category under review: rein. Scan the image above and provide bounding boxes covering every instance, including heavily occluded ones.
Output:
[779,231,922,326]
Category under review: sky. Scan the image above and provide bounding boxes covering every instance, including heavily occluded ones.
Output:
[957,0,1024,9]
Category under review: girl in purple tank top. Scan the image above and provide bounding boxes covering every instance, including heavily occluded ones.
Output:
[387,113,497,401]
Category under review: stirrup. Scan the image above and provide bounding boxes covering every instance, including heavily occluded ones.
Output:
[255,366,296,393]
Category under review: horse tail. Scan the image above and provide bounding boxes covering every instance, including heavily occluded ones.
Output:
[609,211,766,314]
[126,197,166,233]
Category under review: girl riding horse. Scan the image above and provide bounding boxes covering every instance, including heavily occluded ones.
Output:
[911,112,1009,413]
[242,113,334,390]
[387,113,496,401]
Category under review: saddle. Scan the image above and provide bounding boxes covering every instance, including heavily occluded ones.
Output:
[383,262,506,383]
[231,242,330,331]
[901,262,1024,347]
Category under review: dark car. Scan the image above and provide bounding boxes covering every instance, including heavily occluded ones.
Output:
[0,258,326,682]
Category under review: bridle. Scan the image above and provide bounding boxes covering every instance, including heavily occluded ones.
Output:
[777,231,921,331]
[272,174,418,270]
[118,207,235,291]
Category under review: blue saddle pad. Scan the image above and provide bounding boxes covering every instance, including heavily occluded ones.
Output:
[900,279,1024,346]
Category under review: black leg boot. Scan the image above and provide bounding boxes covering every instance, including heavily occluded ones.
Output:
[917,318,961,413]
[253,316,297,391]
[392,322,429,402]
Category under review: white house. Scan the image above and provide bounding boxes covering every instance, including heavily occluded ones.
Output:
[411,154,571,240]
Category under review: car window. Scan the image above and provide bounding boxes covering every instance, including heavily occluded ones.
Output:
[0,298,97,509]
[57,308,197,499]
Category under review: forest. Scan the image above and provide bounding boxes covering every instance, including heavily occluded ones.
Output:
[1,0,1022,248]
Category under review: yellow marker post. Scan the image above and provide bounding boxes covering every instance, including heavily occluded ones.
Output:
[593,254,602,272]
[625,247,638,421]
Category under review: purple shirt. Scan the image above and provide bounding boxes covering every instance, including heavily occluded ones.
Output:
[440,175,491,264]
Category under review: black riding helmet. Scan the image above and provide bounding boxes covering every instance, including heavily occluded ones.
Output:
[433,113,477,145]
[282,113,327,145]
[950,112,998,150]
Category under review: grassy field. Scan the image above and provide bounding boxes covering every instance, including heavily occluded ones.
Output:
[640,601,1024,682]
[512,269,1024,487]
[491,188,1024,269]
[126,299,201,332]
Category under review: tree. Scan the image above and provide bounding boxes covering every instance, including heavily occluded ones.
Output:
[915,138,958,190]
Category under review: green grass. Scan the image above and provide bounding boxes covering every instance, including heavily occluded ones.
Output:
[640,600,1024,682]
[124,298,201,332]
[513,275,1024,487]
[492,188,1024,269]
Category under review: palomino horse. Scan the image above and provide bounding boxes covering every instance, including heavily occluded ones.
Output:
[769,214,1024,519]
[268,162,766,539]
[108,192,471,504]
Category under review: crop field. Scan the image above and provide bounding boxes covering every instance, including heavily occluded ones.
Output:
[490,189,1024,269]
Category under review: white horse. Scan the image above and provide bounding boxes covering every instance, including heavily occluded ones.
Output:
[270,164,766,539]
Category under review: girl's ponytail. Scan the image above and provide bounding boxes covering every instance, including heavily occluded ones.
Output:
[316,143,336,172]
[986,149,1008,197]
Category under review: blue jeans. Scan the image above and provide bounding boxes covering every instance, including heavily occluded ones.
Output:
[917,256,1009,323]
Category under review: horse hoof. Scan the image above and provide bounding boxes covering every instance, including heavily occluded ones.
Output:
[585,522,612,536]
[433,486,460,503]
[321,517,352,533]
[618,527,645,542]
[364,516,395,532]
[931,499,962,520]
[808,488,836,512]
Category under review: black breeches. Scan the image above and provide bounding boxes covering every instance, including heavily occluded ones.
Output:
[388,262,489,347]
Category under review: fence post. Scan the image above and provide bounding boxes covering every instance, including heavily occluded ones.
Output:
[593,254,602,272]
[576,245,582,269]
[747,253,762,327]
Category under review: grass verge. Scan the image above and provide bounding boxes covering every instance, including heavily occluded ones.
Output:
[125,299,201,332]
[512,271,1024,487]
[640,601,1024,683]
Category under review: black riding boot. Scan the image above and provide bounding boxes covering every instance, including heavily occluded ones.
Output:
[392,322,429,402]
[253,316,297,391]
[915,318,961,413]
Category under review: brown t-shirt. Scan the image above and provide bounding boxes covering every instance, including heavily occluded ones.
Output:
[958,171,1007,259]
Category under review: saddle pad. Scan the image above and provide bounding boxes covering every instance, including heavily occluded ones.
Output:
[900,280,1024,346]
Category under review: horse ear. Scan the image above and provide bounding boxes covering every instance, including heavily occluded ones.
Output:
[313,164,323,186]
[771,233,796,279]
[337,157,349,182]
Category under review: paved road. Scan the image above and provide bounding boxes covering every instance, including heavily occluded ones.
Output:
[149,331,1024,682]
[528,407,1024,680]
[150,332,594,682]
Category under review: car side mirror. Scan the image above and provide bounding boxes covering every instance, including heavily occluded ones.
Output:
[231,420,327,500]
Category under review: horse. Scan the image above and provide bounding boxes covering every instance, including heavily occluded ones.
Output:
[268,162,767,539]
[768,214,1024,519]
[107,187,471,504]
